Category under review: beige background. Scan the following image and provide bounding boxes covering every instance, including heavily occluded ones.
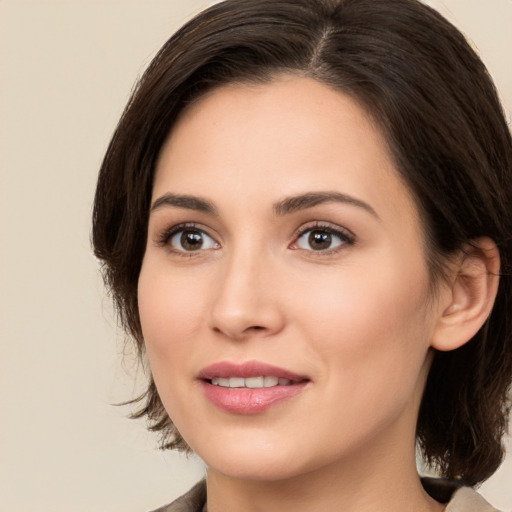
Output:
[1,1,511,511]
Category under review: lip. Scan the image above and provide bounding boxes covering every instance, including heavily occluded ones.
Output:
[198,360,310,415]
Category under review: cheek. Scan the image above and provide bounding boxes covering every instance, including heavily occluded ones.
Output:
[293,269,433,450]
[137,259,208,369]
[288,255,434,389]
[137,260,212,435]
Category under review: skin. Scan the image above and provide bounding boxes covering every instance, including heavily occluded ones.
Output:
[138,76,456,512]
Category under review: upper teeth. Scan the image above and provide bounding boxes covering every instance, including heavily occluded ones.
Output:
[211,376,291,388]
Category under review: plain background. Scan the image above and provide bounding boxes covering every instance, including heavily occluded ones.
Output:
[1,1,511,511]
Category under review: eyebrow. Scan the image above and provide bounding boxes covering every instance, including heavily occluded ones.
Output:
[273,191,379,218]
[150,190,378,218]
[151,193,217,215]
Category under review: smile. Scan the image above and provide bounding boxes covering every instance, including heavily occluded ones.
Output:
[199,361,309,414]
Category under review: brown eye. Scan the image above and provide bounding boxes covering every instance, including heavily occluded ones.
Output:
[180,230,204,250]
[308,231,332,250]
[295,226,350,252]
[170,228,218,252]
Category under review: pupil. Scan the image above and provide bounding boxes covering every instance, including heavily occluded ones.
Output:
[181,230,203,250]
[309,231,331,250]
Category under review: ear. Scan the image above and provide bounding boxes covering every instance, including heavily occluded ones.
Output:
[431,237,500,352]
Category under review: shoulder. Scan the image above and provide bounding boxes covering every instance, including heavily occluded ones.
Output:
[149,481,206,512]
[422,477,501,512]
[445,487,501,512]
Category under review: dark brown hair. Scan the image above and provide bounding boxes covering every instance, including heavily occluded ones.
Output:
[92,0,512,486]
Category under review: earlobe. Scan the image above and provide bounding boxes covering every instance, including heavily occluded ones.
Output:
[431,237,500,352]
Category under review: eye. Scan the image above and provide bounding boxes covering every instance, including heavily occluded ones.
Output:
[164,225,219,252]
[293,224,354,252]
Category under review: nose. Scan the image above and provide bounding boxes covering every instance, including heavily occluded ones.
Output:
[209,249,285,341]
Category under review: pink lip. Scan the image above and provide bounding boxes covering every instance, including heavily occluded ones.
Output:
[198,361,310,415]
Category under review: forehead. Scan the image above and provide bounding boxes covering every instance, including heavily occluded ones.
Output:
[153,76,418,227]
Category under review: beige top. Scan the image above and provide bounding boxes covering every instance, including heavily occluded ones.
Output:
[151,479,501,512]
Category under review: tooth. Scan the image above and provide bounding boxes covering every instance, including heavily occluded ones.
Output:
[211,378,227,386]
[264,376,279,387]
[211,376,288,388]
[246,376,264,388]
[229,377,245,388]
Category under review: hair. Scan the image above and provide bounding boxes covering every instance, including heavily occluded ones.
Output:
[92,0,512,486]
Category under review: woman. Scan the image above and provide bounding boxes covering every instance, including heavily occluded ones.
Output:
[92,0,512,510]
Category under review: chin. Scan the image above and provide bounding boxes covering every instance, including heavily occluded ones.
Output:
[187,430,313,482]
[193,429,354,485]
[207,454,310,482]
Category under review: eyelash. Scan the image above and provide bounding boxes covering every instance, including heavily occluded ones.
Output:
[291,222,356,255]
[156,223,218,257]
[155,221,356,257]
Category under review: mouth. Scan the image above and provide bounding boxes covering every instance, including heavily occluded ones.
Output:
[198,361,309,414]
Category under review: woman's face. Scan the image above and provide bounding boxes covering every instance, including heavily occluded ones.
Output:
[138,77,444,481]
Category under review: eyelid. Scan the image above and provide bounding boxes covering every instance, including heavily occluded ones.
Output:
[155,222,220,253]
[290,221,356,253]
